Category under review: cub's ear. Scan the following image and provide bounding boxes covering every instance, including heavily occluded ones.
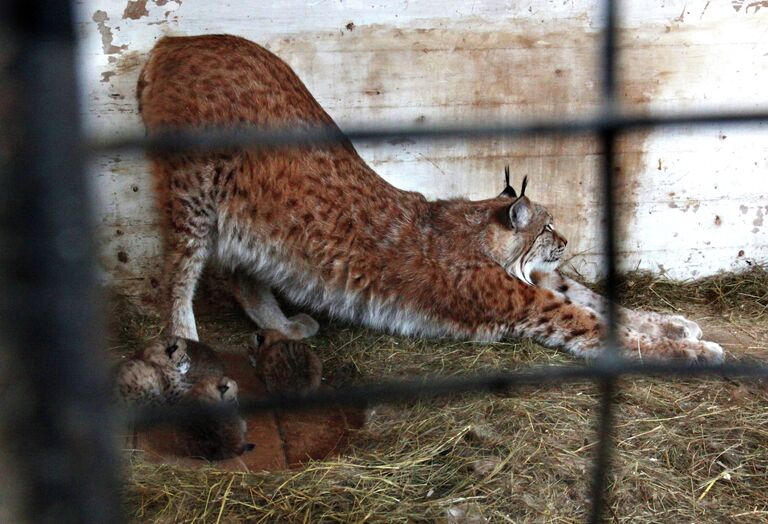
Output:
[508,197,532,230]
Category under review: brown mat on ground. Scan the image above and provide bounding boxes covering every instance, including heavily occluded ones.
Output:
[134,353,365,471]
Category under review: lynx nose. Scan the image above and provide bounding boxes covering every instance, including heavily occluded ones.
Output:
[217,383,230,395]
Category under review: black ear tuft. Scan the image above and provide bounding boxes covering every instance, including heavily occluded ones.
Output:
[520,175,528,198]
[500,165,517,198]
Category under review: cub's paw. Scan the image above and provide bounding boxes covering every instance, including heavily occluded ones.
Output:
[284,313,319,339]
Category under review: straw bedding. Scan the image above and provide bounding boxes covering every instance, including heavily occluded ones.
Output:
[111,267,768,522]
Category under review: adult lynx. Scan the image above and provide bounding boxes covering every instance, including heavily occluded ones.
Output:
[137,34,723,364]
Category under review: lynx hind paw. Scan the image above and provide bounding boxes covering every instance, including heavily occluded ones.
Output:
[284,313,319,340]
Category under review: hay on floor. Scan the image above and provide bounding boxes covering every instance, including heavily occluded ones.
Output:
[116,268,768,522]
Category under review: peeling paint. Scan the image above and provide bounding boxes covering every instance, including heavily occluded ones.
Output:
[732,0,768,13]
[123,0,149,20]
[113,51,143,75]
[746,1,768,14]
[100,71,116,83]
[92,10,128,55]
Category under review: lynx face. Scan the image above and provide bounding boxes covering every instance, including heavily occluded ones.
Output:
[141,336,192,375]
[485,194,568,286]
[192,376,239,403]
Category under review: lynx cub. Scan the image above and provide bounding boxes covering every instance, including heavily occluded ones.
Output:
[138,34,723,365]
[248,329,323,396]
[115,336,192,406]
[177,376,254,461]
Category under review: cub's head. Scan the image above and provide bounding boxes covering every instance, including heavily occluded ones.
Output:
[247,329,288,367]
[483,169,568,285]
[140,336,192,375]
[191,376,239,403]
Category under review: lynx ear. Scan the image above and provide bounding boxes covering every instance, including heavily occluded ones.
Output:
[520,175,528,198]
[499,165,517,198]
[508,197,532,230]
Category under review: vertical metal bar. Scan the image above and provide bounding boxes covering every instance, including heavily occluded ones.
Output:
[589,0,620,522]
[0,1,123,523]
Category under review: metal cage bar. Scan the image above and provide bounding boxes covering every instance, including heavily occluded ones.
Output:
[1,0,766,522]
[588,1,620,521]
[1,1,123,523]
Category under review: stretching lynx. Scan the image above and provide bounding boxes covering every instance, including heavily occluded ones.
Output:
[137,34,723,364]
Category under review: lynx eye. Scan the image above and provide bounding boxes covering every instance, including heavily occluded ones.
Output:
[544,224,554,233]
[166,343,179,357]
[256,334,265,345]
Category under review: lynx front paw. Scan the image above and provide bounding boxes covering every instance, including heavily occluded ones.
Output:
[641,314,703,341]
[668,315,703,341]
[625,335,724,365]
[681,340,724,365]
[284,313,319,340]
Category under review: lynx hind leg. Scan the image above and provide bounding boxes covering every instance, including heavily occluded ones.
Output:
[231,270,319,339]
[156,159,216,341]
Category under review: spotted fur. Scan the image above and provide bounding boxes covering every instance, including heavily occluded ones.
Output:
[174,337,225,385]
[137,34,723,365]
[248,329,323,395]
[114,336,192,406]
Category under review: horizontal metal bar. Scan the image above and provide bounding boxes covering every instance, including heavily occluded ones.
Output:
[90,110,768,154]
[129,360,768,430]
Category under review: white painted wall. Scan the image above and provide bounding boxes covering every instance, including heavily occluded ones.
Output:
[74,0,768,303]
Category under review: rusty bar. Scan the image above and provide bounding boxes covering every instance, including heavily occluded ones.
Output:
[0,1,123,522]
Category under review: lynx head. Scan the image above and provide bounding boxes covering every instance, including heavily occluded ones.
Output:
[191,376,239,403]
[140,336,192,374]
[484,169,568,285]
